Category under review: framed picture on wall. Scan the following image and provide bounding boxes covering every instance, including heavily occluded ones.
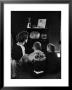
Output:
[0,0,70,89]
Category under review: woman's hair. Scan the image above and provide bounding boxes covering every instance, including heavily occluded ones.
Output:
[33,41,42,50]
[16,31,28,43]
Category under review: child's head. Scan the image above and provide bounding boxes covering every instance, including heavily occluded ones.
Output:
[47,43,55,52]
[33,41,42,51]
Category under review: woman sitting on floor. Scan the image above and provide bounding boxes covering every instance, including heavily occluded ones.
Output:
[11,31,28,78]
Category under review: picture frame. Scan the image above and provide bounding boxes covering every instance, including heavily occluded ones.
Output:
[0,0,70,89]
